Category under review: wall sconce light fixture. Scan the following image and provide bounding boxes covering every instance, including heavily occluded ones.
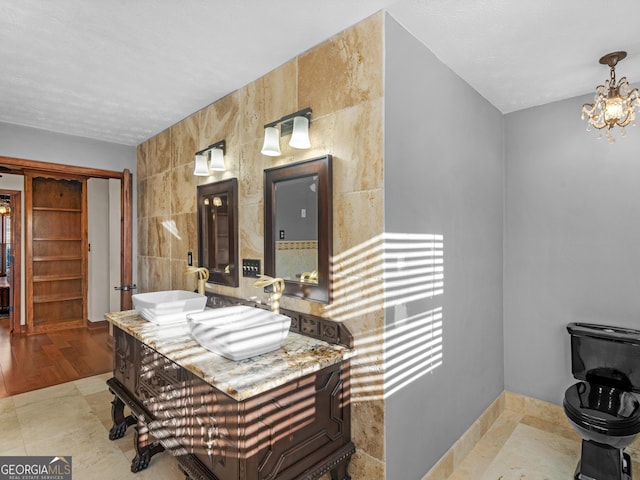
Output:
[582,51,640,143]
[193,140,226,176]
[261,108,312,156]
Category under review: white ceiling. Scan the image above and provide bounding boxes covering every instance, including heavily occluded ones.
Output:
[2,0,640,147]
[388,0,640,114]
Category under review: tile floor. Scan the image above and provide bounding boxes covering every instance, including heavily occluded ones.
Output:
[0,373,184,479]
[449,408,640,480]
[1,374,639,479]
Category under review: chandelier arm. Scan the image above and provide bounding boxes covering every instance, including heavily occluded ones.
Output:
[615,111,632,127]
[583,100,607,129]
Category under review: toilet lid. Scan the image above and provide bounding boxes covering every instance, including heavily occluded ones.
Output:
[564,382,640,436]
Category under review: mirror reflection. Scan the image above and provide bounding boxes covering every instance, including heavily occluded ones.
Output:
[274,175,319,283]
[197,178,238,287]
[204,193,230,271]
[265,155,332,303]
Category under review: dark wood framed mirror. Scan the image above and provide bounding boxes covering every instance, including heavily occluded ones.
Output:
[264,155,332,303]
[197,178,238,287]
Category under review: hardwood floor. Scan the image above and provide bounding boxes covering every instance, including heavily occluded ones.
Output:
[0,317,112,398]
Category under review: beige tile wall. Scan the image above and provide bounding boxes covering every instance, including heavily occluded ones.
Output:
[136,13,386,478]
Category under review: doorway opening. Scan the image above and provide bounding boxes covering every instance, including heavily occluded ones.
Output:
[0,156,133,335]
[0,189,21,335]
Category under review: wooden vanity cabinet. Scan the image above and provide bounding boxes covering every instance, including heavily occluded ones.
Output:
[108,327,354,480]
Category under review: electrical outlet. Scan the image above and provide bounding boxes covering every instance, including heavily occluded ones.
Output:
[187,252,193,266]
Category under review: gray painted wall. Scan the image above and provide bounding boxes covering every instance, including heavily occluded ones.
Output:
[0,121,138,307]
[0,121,135,171]
[384,15,504,479]
[275,176,318,241]
[504,93,640,405]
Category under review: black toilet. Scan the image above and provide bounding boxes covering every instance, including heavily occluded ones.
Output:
[564,323,640,479]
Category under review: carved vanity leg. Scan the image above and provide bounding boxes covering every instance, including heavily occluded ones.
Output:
[109,394,137,440]
[330,461,351,480]
[328,443,355,480]
[131,416,165,472]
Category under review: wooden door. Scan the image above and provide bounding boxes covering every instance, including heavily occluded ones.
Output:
[120,169,133,311]
[26,173,87,334]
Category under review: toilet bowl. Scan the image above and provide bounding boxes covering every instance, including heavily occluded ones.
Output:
[564,322,640,479]
[564,381,640,449]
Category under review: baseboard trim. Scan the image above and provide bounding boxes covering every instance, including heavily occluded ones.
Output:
[420,391,576,480]
[86,319,109,331]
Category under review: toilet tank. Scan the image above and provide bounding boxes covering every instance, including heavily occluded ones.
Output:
[568,322,640,392]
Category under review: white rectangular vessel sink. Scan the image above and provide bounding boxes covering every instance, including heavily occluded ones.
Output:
[132,290,207,325]
[187,305,291,361]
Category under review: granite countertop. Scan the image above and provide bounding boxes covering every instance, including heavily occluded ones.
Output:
[106,310,353,402]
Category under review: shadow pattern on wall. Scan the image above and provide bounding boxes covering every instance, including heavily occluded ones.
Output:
[326,232,444,401]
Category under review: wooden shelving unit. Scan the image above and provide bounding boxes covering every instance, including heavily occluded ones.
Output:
[26,174,87,334]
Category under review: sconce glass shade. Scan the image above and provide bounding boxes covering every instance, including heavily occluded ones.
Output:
[261,126,281,156]
[193,154,210,176]
[289,116,311,149]
[209,147,225,171]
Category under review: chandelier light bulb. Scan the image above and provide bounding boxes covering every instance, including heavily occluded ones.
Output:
[605,97,624,122]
